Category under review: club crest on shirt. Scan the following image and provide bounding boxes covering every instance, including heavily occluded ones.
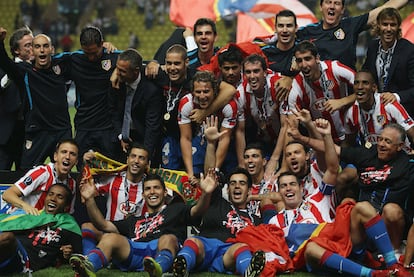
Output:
[23,176,33,186]
[323,80,334,90]
[52,65,61,75]
[334,28,345,40]
[376,114,386,125]
[101,59,111,71]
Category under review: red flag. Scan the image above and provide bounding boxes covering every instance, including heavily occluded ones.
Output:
[170,0,217,28]
[402,12,414,44]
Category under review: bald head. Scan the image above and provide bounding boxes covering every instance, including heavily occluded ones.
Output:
[32,34,54,69]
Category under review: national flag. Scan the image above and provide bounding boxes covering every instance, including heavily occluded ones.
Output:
[402,12,414,44]
[0,210,81,235]
[169,0,317,43]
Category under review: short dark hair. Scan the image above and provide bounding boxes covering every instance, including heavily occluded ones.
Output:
[244,142,265,158]
[127,142,150,158]
[277,171,300,188]
[55,138,79,153]
[226,167,253,188]
[48,183,73,206]
[9,26,32,57]
[118,48,143,72]
[193,18,217,35]
[275,10,298,27]
[243,54,267,71]
[191,70,218,94]
[320,0,345,6]
[218,45,243,67]
[80,26,103,46]
[286,140,310,154]
[294,40,319,58]
[143,173,166,190]
[166,44,188,60]
[356,69,377,85]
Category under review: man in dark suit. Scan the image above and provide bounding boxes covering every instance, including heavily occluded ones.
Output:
[112,48,164,165]
[363,7,414,118]
[0,27,33,170]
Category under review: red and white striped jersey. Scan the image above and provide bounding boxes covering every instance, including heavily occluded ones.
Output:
[178,93,238,130]
[12,163,76,213]
[268,200,330,235]
[299,159,336,221]
[248,178,278,216]
[237,71,284,142]
[344,92,414,151]
[95,171,145,220]
[288,60,355,142]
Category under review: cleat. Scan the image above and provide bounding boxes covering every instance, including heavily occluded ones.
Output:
[143,256,162,277]
[387,263,413,277]
[244,250,266,277]
[69,254,96,277]
[172,255,189,277]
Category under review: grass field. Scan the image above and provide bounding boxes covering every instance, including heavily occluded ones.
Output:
[8,265,319,277]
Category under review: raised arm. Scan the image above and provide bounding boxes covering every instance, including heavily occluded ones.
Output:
[190,167,218,217]
[80,178,119,233]
[314,119,339,184]
[367,0,409,26]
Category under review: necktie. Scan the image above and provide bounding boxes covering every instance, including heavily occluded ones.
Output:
[121,85,134,141]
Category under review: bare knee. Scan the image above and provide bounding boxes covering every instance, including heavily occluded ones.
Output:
[382,203,404,223]
[158,234,179,255]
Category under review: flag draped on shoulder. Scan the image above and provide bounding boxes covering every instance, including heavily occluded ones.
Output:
[0,210,81,236]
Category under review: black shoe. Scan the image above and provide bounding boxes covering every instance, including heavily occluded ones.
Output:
[172,255,189,277]
[244,250,266,277]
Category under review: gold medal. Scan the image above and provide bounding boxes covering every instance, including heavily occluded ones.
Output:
[365,141,372,149]
[164,112,171,121]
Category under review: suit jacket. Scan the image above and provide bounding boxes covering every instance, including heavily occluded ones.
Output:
[0,67,23,144]
[111,74,164,161]
[362,38,414,117]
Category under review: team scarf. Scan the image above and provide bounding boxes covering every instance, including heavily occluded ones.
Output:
[83,152,201,205]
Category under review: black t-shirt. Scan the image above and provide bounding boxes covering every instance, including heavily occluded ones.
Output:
[340,146,414,210]
[113,202,193,242]
[187,46,220,76]
[198,190,261,242]
[18,227,82,271]
[152,69,192,138]
[60,49,120,131]
[261,44,297,76]
[297,14,368,69]
[0,42,71,132]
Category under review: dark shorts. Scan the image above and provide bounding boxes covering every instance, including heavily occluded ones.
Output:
[21,129,72,169]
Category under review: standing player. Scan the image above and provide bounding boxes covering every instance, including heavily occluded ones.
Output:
[0,26,32,170]
[178,71,237,179]
[0,27,72,169]
[58,26,121,169]
[287,41,355,143]
[296,0,410,69]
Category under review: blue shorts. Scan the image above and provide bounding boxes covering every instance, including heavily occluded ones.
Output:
[192,236,233,274]
[113,239,159,272]
[161,136,182,170]
[191,136,206,175]
[0,236,27,274]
